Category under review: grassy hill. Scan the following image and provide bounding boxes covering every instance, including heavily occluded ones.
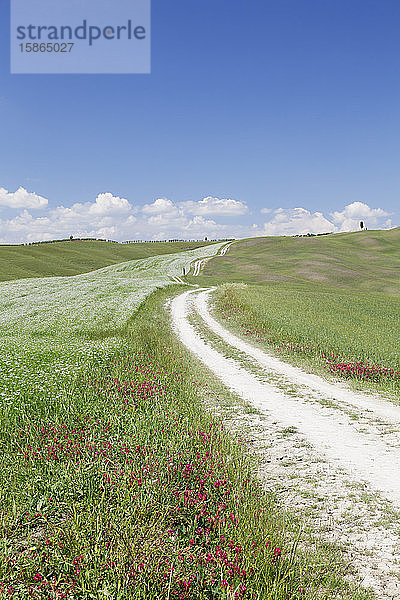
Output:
[198,228,400,294]
[0,239,217,281]
[202,228,400,399]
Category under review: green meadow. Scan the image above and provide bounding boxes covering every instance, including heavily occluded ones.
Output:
[1,233,394,598]
[196,228,400,293]
[202,229,400,399]
[0,239,217,282]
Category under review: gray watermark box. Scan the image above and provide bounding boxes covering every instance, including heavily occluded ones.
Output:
[11,0,151,74]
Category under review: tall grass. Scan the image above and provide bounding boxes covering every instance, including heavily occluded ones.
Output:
[0,288,370,599]
[0,245,373,598]
[214,283,400,398]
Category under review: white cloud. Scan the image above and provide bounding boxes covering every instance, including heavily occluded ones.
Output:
[144,211,226,240]
[135,215,222,241]
[142,196,247,218]
[0,192,137,243]
[138,196,247,240]
[142,198,177,215]
[51,193,132,222]
[147,213,181,226]
[259,207,335,236]
[256,202,392,236]
[182,196,248,216]
[58,193,133,220]
[0,187,48,209]
[88,192,131,216]
[330,201,390,231]
[183,215,222,233]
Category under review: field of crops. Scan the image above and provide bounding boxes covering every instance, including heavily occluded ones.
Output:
[213,280,400,400]
[0,238,381,598]
[0,245,224,412]
[0,240,218,282]
[197,228,400,294]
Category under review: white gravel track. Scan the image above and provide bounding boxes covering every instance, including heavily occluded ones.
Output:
[192,242,234,276]
[196,290,400,426]
[171,287,400,597]
[172,288,400,506]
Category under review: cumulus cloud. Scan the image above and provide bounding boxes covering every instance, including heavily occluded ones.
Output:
[144,210,226,240]
[183,215,223,234]
[142,196,247,217]
[330,201,390,231]
[142,198,177,215]
[60,192,132,219]
[138,196,247,239]
[182,196,248,216]
[0,187,48,209]
[147,213,181,226]
[0,191,230,243]
[51,192,132,222]
[88,192,131,216]
[259,207,335,236]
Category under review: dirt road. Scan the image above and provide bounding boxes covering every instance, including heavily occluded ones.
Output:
[192,241,234,276]
[171,288,400,599]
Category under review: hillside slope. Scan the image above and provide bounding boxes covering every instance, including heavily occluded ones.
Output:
[0,239,217,282]
[199,228,400,294]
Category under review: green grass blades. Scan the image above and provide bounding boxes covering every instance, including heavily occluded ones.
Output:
[0,289,368,599]
[0,243,225,414]
[0,240,374,598]
[213,282,400,400]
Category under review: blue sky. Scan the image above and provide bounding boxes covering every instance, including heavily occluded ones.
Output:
[0,0,399,242]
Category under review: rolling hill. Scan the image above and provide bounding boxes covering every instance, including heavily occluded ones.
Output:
[0,239,217,281]
[198,228,400,294]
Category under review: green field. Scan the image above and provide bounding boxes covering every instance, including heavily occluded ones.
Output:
[201,229,400,399]
[2,231,395,597]
[214,282,400,397]
[0,239,217,281]
[196,228,400,294]
[0,242,368,599]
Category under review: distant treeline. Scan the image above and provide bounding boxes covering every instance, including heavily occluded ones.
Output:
[1,238,119,246]
[294,232,333,238]
[122,238,235,244]
[0,237,235,247]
